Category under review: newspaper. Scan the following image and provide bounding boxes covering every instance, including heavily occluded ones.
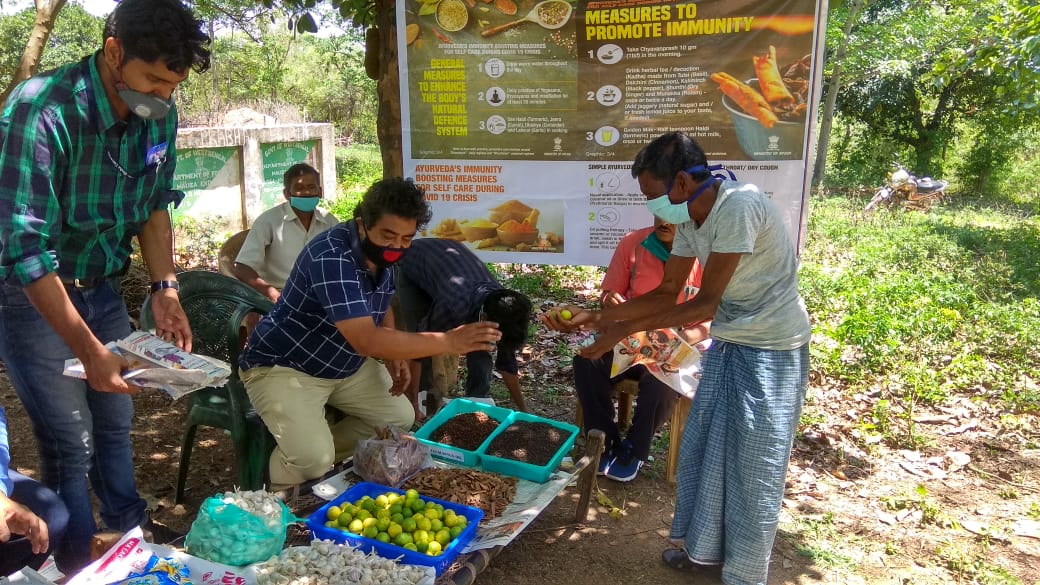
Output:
[65,527,256,585]
[462,468,575,552]
[609,328,703,399]
[63,330,231,400]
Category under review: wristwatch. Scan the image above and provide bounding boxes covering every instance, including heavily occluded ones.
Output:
[149,280,180,293]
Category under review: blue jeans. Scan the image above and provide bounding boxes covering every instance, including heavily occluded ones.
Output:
[0,470,70,576]
[0,281,147,573]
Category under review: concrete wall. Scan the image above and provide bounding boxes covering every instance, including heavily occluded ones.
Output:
[172,123,336,232]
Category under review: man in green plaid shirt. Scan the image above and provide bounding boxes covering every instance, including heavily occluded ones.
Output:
[0,0,209,571]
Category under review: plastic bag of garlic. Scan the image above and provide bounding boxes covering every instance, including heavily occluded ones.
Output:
[252,541,435,585]
[186,490,296,566]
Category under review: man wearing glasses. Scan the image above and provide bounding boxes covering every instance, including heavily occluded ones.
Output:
[0,0,209,572]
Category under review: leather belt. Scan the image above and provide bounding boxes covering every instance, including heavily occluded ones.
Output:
[59,275,110,289]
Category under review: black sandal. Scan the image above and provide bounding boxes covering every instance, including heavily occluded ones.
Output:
[661,549,723,575]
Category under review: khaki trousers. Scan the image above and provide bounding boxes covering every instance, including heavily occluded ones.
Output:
[242,358,415,489]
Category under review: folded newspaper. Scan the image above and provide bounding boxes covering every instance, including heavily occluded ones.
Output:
[63,330,231,399]
[609,328,703,399]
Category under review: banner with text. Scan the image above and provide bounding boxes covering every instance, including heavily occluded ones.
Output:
[172,146,242,225]
[260,141,318,210]
[398,0,826,266]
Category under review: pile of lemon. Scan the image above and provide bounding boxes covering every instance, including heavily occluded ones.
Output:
[323,489,469,556]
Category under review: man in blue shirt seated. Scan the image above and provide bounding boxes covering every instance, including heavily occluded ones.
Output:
[396,238,532,414]
[1,405,69,577]
[239,179,503,490]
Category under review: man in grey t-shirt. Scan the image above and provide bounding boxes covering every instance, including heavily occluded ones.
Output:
[542,132,809,585]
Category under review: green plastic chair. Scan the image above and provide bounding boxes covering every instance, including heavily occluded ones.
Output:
[140,270,275,503]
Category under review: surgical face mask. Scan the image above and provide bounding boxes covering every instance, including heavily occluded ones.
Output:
[645,163,739,224]
[360,235,406,269]
[290,196,320,213]
[646,192,694,224]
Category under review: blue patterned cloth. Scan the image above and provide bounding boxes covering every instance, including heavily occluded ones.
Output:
[239,220,395,379]
[670,340,809,585]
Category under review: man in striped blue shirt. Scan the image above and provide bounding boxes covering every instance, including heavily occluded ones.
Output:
[0,0,209,571]
[240,179,503,490]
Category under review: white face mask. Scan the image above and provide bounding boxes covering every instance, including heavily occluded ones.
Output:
[644,164,738,224]
[646,190,694,224]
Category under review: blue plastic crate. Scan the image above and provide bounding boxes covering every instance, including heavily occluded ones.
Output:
[479,411,579,483]
[413,398,513,467]
[306,482,484,576]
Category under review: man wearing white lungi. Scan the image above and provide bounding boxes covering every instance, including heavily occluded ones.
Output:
[542,131,810,585]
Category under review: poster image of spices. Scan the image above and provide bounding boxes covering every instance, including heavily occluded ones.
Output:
[425,198,565,253]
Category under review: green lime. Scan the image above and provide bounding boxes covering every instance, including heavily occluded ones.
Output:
[416,517,432,532]
[449,525,464,538]
[376,532,391,543]
[363,525,379,539]
[405,488,420,501]
[391,513,405,524]
[394,532,413,547]
[375,494,390,508]
[413,529,429,546]
[426,540,443,556]
[443,511,458,528]
[326,505,342,521]
[337,513,353,528]
[376,517,391,532]
[402,517,417,533]
[415,539,429,553]
[355,509,372,521]
[404,542,418,551]
[410,499,425,513]
[362,517,377,528]
[435,529,451,546]
[387,523,403,538]
[424,508,441,520]
[348,519,364,534]
[430,518,444,532]
[389,503,403,516]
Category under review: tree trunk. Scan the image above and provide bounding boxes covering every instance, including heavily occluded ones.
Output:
[209,19,220,109]
[811,0,865,190]
[374,0,403,178]
[0,0,68,104]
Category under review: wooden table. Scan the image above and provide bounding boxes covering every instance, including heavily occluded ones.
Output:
[281,430,606,585]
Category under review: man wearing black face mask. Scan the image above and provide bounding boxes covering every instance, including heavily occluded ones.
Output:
[239,178,503,490]
[0,0,208,571]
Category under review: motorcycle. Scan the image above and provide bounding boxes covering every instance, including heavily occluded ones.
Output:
[864,163,948,212]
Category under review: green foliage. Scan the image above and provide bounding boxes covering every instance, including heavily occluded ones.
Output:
[286,30,377,144]
[489,263,603,301]
[174,15,376,146]
[834,0,1039,177]
[173,216,233,270]
[0,3,103,90]
[802,193,1040,414]
[326,144,382,219]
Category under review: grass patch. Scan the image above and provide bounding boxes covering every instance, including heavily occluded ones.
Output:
[782,513,859,571]
[935,540,1023,585]
[802,194,1040,415]
[328,144,383,219]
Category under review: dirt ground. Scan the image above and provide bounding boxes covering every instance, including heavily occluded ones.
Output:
[3,341,1040,584]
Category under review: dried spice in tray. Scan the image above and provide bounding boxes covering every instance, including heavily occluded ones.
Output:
[429,411,500,452]
[484,420,567,466]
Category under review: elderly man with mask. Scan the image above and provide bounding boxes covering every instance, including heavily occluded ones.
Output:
[544,131,810,585]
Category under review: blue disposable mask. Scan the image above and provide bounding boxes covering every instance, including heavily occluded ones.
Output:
[645,164,739,224]
[290,196,320,213]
